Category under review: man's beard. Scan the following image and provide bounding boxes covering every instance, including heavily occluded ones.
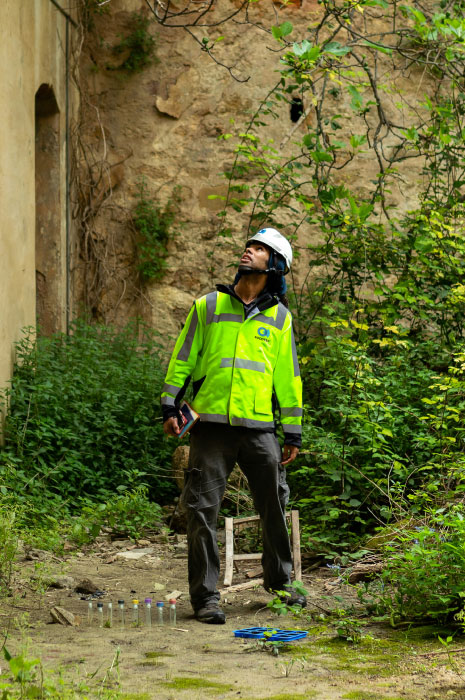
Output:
[237,263,266,275]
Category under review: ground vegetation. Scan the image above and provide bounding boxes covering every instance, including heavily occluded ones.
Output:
[0,322,176,552]
[0,541,463,699]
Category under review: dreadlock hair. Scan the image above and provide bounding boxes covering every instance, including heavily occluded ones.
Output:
[265,253,289,307]
[265,273,289,307]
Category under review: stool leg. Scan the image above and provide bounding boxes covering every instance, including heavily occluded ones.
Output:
[291,510,302,581]
[224,517,234,586]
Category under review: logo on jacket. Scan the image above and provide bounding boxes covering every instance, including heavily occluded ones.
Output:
[255,326,271,343]
[257,327,270,338]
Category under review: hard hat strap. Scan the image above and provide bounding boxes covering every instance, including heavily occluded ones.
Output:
[238,250,287,276]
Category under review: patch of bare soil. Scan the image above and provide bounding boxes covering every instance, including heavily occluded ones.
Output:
[3,535,465,700]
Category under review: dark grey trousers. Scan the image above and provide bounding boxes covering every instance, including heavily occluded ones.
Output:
[183,422,293,610]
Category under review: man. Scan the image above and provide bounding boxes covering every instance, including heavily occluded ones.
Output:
[161,227,305,624]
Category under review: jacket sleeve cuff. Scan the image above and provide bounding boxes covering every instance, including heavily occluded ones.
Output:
[283,432,302,448]
[162,405,179,423]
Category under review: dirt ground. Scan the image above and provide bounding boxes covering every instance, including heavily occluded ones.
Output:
[3,534,465,700]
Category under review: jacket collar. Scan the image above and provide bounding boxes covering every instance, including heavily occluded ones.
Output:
[216,283,279,313]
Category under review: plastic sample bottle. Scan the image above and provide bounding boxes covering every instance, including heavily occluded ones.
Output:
[144,598,152,628]
[107,601,113,628]
[87,600,93,626]
[169,599,177,627]
[97,602,104,628]
[156,601,164,626]
[118,599,125,629]
[132,599,139,627]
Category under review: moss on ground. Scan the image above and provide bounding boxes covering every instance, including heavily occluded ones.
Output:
[289,638,400,664]
[136,650,172,667]
[302,624,329,636]
[278,633,409,678]
[391,624,458,641]
[137,659,166,666]
[162,676,233,691]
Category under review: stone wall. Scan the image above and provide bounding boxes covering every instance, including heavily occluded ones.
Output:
[0,0,439,427]
[77,0,323,338]
[77,0,432,345]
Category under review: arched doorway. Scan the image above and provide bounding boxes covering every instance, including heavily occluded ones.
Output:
[35,83,61,335]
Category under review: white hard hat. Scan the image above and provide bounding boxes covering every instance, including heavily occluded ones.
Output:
[247,228,293,272]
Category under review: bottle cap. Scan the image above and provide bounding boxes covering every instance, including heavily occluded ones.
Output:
[117,599,124,605]
[97,602,103,609]
[169,599,177,604]
[132,599,139,605]
[144,598,152,604]
[156,601,164,607]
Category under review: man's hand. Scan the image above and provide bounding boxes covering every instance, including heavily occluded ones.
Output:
[163,416,181,437]
[281,444,299,466]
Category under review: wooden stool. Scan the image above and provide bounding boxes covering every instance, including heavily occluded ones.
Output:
[223,510,302,587]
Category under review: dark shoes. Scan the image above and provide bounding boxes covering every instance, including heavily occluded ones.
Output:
[194,601,226,624]
[278,584,307,608]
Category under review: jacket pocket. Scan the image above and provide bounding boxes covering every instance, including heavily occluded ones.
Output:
[255,388,272,415]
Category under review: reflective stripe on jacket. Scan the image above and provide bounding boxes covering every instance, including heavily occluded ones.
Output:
[161,290,302,438]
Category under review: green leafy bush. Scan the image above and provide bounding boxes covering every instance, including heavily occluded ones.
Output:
[0,320,176,526]
[214,1,465,556]
[365,506,465,625]
[288,323,465,555]
[71,485,163,543]
[0,510,18,595]
[113,12,157,73]
[288,336,441,552]
[133,179,175,283]
[267,581,309,616]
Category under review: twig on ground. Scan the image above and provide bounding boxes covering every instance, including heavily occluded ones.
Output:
[220,578,264,593]
[417,647,465,657]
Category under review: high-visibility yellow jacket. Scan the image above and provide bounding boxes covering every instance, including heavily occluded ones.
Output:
[161,287,302,443]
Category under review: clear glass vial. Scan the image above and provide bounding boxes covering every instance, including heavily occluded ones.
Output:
[118,599,125,628]
[144,598,152,628]
[132,599,139,627]
[97,602,104,628]
[107,601,113,628]
[168,599,177,627]
[156,601,164,626]
[87,600,93,626]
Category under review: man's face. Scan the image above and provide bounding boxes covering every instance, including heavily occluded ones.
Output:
[238,242,270,272]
